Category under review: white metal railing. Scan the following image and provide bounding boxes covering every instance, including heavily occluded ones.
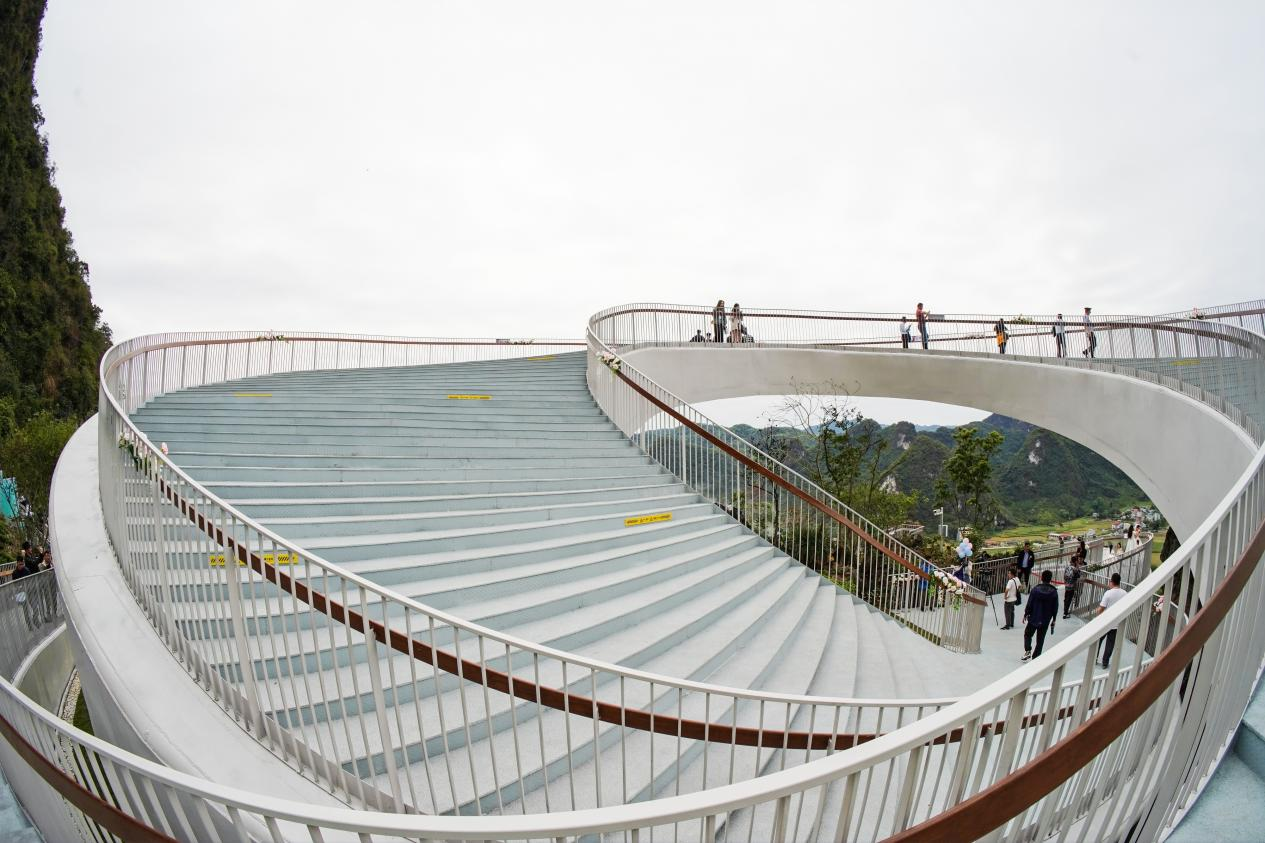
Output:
[94,330,970,820]
[589,302,1265,443]
[17,302,1250,840]
[585,321,987,652]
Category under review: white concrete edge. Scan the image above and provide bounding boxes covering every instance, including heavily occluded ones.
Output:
[49,414,356,811]
[12,623,67,688]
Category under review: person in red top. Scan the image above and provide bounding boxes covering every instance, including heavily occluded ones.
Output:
[915,303,929,349]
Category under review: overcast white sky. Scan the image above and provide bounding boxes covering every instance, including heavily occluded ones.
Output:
[33,1,1265,424]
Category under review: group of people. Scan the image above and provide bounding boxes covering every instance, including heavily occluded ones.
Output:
[997,537,1126,665]
[691,300,754,345]
[900,305,1100,358]
[10,541,53,581]
[7,541,57,629]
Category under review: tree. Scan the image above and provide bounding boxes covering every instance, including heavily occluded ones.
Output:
[768,381,915,529]
[935,426,1005,534]
[0,412,78,540]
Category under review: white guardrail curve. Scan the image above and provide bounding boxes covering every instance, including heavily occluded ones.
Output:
[0,304,1260,841]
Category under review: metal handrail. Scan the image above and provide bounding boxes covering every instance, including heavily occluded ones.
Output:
[59,304,1263,838]
[888,512,1265,841]
[99,332,964,709]
[586,322,988,652]
[7,446,1258,840]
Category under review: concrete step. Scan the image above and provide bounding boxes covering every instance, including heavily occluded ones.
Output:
[126,348,955,817]
[253,493,703,540]
[227,480,688,517]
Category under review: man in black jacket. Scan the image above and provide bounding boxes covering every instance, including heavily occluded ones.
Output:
[1022,569,1059,661]
[1017,541,1036,590]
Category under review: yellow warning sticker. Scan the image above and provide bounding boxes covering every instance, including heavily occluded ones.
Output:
[210,552,299,567]
[525,355,556,361]
[233,393,273,398]
[447,394,492,400]
[1171,359,1201,367]
[625,512,672,527]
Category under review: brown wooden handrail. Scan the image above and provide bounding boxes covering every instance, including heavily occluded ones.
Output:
[0,709,178,843]
[152,472,1035,751]
[613,368,987,606]
[885,512,1265,842]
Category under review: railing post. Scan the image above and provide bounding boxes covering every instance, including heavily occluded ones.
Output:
[221,518,267,737]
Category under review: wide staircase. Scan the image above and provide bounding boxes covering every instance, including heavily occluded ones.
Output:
[129,350,976,816]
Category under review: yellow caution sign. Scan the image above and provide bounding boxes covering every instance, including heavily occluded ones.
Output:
[210,551,299,567]
[1172,359,1201,367]
[625,512,672,527]
[525,355,556,361]
[447,394,492,400]
[233,392,273,398]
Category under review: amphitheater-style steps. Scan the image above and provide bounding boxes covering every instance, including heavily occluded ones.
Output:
[130,351,977,816]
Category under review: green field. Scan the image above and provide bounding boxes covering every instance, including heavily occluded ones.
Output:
[983,516,1121,553]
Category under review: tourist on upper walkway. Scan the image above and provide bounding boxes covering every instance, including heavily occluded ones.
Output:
[1017,541,1036,589]
[729,303,744,343]
[1022,569,1059,661]
[690,329,707,343]
[1052,313,1067,357]
[994,318,1009,354]
[915,303,929,349]
[900,317,912,349]
[1063,555,1083,619]
[1082,306,1097,358]
[712,300,727,343]
[1002,566,1021,630]
[1097,572,1126,668]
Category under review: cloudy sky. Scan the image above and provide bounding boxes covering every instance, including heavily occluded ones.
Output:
[34,2,1265,424]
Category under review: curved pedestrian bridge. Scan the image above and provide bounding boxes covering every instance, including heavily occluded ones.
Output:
[8,303,1263,841]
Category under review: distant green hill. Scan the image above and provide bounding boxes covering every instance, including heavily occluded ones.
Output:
[733,413,1148,527]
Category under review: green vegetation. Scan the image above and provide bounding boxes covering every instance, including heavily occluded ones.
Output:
[72,690,93,735]
[935,426,1004,534]
[987,516,1121,546]
[734,409,1152,542]
[0,1,110,540]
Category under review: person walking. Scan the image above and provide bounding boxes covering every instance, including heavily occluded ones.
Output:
[1062,554,1083,618]
[712,300,727,344]
[1017,541,1036,590]
[1082,306,1096,358]
[1052,313,1066,357]
[994,318,1009,354]
[1002,566,1021,629]
[915,303,929,349]
[1022,570,1060,660]
[1096,572,1127,668]
[900,317,912,349]
[729,303,744,343]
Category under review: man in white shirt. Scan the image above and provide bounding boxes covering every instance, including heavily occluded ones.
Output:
[1096,572,1127,668]
[1002,566,1021,629]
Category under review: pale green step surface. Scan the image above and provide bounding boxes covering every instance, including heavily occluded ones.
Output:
[0,766,41,843]
[1169,677,1265,842]
[129,351,1011,813]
